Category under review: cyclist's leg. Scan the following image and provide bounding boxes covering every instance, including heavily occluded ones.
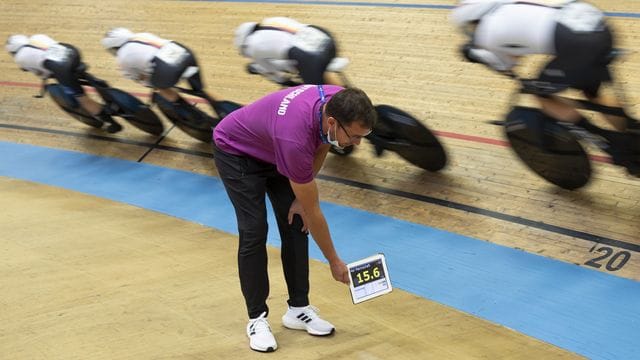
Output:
[156,88,180,102]
[288,48,323,85]
[576,26,627,131]
[532,67,583,123]
[537,25,639,175]
[44,45,101,115]
[541,24,617,123]
[150,44,211,103]
[566,28,639,174]
[584,87,626,131]
[150,56,182,102]
[184,56,221,102]
[44,44,120,132]
[185,63,203,93]
[172,42,209,95]
[536,96,581,123]
[323,72,345,87]
[310,26,343,86]
[574,29,639,174]
[289,26,336,85]
[536,24,586,123]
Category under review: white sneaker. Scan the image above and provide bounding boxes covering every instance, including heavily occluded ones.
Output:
[246,312,277,352]
[282,305,335,336]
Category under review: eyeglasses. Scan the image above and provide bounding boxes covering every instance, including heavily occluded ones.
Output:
[334,118,372,143]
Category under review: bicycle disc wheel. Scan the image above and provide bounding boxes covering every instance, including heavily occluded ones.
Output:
[212,100,243,119]
[105,88,164,135]
[46,84,103,128]
[373,104,447,171]
[153,93,217,143]
[505,106,591,190]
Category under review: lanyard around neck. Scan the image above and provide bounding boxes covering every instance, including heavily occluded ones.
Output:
[317,85,329,144]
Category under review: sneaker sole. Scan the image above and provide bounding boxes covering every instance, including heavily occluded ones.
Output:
[248,336,277,353]
[247,332,277,352]
[250,345,276,353]
[282,319,335,336]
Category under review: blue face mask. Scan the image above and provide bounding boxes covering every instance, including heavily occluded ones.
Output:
[326,122,344,149]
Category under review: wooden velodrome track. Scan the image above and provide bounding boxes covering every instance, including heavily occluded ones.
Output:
[1,0,639,359]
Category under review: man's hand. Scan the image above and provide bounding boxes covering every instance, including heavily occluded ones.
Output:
[461,43,481,64]
[460,43,513,73]
[246,63,261,75]
[329,258,350,284]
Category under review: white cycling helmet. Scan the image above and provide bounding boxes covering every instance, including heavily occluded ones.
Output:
[101,27,134,51]
[6,34,29,55]
[450,0,508,27]
[234,22,257,51]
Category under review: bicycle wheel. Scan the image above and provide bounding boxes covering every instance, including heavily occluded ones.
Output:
[45,84,103,128]
[212,100,242,119]
[373,104,447,171]
[505,106,591,190]
[153,93,217,143]
[105,88,164,135]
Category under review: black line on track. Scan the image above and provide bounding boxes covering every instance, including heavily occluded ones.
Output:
[2,122,638,253]
[136,124,176,162]
[0,123,212,157]
[318,174,640,253]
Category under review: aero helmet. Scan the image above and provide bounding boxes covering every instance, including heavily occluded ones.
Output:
[101,27,134,51]
[6,34,29,54]
[234,22,258,51]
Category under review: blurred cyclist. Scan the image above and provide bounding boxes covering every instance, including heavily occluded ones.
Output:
[101,27,214,108]
[6,34,121,132]
[451,0,639,175]
[234,17,347,86]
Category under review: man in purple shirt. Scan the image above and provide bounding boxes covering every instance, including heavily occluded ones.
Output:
[213,84,376,353]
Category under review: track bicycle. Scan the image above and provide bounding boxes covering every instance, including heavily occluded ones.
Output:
[500,52,640,189]
[152,86,242,143]
[41,65,163,135]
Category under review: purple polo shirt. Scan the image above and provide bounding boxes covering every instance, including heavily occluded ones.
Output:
[214,85,344,184]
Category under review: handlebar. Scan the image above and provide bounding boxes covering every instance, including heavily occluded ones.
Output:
[507,73,630,118]
[173,86,235,118]
[174,86,217,104]
[77,72,109,88]
[499,44,634,117]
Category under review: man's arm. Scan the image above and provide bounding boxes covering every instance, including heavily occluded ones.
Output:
[461,43,516,73]
[290,178,349,284]
[252,58,292,85]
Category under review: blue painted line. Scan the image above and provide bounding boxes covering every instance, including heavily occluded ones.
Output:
[1,140,639,360]
[181,0,640,19]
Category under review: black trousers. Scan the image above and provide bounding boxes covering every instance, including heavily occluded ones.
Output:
[214,148,310,319]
